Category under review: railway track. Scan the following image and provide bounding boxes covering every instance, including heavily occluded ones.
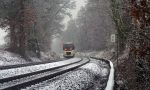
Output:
[0,58,67,70]
[0,58,90,90]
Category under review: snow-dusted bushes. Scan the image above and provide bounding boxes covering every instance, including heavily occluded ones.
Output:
[0,50,27,66]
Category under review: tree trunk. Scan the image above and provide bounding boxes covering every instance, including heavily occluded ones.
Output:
[9,25,18,53]
[18,0,26,57]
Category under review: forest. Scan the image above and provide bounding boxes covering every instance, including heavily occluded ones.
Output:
[0,0,150,89]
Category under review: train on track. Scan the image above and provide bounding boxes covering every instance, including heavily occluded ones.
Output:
[63,42,75,58]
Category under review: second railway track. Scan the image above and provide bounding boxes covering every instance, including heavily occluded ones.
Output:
[0,58,90,90]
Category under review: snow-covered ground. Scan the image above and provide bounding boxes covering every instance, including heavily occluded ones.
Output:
[23,58,111,90]
[0,58,81,79]
[76,48,115,60]
[94,49,115,60]
[40,51,60,61]
[0,49,114,90]
[29,57,42,62]
[0,50,27,66]
[0,50,61,66]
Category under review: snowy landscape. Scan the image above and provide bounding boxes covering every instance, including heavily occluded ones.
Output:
[0,0,150,90]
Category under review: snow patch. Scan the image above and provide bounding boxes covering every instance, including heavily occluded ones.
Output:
[29,57,41,62]
[0,50,27,66]
[81,63,108,77]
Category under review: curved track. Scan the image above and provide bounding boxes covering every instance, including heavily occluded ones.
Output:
[0,58,90,90]
[0,58,67,70]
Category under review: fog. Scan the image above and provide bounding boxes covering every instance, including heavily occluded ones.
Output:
[0,28,7,45]
[51,0,116,53]
[51,38,62,54]
[51,0,88,54]
[62,0,87,30]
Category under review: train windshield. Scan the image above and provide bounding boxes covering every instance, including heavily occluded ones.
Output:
[63,44,75,50]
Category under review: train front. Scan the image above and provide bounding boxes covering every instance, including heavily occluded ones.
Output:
[63,43,75,58]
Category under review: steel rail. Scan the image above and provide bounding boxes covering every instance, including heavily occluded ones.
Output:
[0,58,90,90]
[0,58,81,83]
[0,58,67,70]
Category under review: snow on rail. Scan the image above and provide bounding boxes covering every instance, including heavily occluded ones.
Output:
[0,58,81,79]
[90,57,115,90]
[105,60,114,90]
